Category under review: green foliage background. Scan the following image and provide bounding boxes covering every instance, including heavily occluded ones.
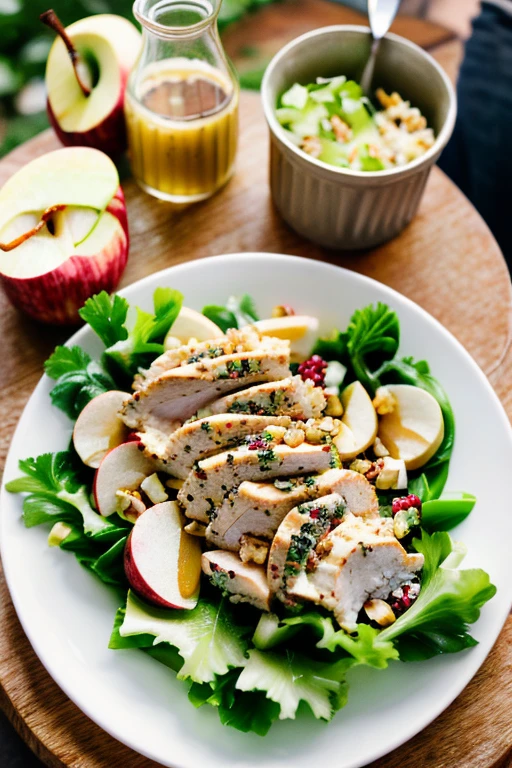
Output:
[0,0,274,157]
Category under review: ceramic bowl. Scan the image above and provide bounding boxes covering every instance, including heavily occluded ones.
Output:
[261,26,456,249]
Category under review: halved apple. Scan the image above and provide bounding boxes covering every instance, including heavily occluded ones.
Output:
[94,441,156,517]
[334,381,378,459]
[0,147,128,324]
[164,306,223,348]
[251,315,319,358]
[44,13,141,156]
[124,501,201,609]
[73,390,129,468]
[377,384,444,470]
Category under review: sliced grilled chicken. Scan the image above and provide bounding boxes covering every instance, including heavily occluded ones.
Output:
[121,349,291,432]
[270,509,423,630]
[208,375,326,419]
[134,326,287,390]
[206,468,379,551]
[178,442,337,523]
[202,550,271,611]
[268,493,346,600]
[138,414,292,479]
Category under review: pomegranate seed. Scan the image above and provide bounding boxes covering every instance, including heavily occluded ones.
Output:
[309,508,320,519]
[407,494,422,510]
[298,354,328,387]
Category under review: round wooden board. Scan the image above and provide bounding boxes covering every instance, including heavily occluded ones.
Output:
[0,89,511,768]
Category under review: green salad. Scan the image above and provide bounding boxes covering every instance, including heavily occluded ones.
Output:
[7,289,495,736]
[276,76,435,171]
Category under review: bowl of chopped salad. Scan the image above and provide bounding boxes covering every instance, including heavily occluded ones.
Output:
[261,26,456,249]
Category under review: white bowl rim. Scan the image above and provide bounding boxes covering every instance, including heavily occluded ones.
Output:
[261,25,457,180]
[2,252,511,768]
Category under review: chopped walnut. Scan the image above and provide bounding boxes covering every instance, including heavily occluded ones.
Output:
[365,458,385,481]
[330,114,353,143]
[318,416,335,432]
[373,386,397,415]
[305,426,325,444]
[403,111,427,132]
[376,88,402,109]
[349,458,373,475]
[265,425,287,443]
[239,534,269,565]
[283,427,305,448]
[301,135,322,158]
[316,535,333,556]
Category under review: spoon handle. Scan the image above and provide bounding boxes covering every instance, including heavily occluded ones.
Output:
[368,0,402,41]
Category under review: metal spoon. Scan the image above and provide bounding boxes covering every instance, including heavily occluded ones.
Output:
[360,0,402,97]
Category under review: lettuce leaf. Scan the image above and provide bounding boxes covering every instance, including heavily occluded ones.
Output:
[284,613,399,669]
[189,669,280,736]
[236,649,350,721]
[6,451,108,535]
[118,591,249,683]
[380,531,497,661]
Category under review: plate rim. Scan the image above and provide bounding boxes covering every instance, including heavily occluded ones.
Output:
[2,251,512,768]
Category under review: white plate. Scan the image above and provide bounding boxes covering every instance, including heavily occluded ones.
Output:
[2,253,512,768]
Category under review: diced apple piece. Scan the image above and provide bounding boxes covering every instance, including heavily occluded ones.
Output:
[124,501,201,609]
[334,381,378,459]
[377,384,444,470]
[140,473,168,504]
[73,390,129,468]
[164,306,223,348]
[375,456,408,490]
[93,441,156,516]
[251,315,319,358]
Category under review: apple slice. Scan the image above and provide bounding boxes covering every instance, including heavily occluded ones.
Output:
[334,381,378,459]
[94,441,156,516]
[377,384,444,470]
[251,315,319,358]
[44,13,141,156]
[124,501,201,609]
[164,306,223,348]
[73,390,130,468]
[0,148,128,324]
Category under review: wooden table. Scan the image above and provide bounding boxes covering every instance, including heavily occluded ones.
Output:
[0,4,511,768]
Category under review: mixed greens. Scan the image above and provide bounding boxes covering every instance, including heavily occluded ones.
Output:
[276,76,435,171]
[6,289,496,735]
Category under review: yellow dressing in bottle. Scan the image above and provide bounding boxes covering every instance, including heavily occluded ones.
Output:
[126,0,239,203]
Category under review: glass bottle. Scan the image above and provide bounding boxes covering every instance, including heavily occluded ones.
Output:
[125,0,239,203]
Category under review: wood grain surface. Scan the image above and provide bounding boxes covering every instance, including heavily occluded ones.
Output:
[0,6,511,767]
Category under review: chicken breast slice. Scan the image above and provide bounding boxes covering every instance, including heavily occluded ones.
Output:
[267,494,347,600]
[134,326,287,390]
[178,442,338,523]
[120,348,291,431]
[202,550,271,611]
[138,414,292,479]
[270,508,424,630]
[208,375,326,419]
[206,468,379,551]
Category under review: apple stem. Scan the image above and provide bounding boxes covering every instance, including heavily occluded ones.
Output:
[40,9,92,97]
[0,205,66,252]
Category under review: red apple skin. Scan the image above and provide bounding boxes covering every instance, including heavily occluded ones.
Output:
[0,186,129,325]
[124,530,186,610]
[47,69,130,158]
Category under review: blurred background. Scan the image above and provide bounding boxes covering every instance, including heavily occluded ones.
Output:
[0,0,478,157]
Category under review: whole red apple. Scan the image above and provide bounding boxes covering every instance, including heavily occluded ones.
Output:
[43,12,141,157]
[0,147,129,324]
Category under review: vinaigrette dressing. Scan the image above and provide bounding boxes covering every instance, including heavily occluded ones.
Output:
[125,59,238,202]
